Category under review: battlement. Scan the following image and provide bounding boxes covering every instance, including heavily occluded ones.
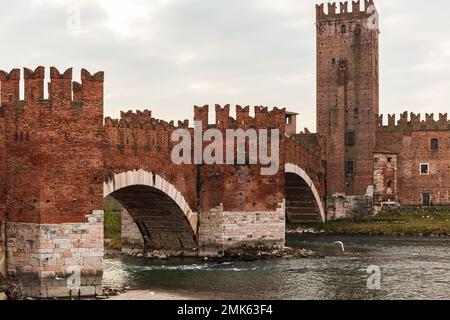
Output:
[377,112,450,132]
[104,109,190,130]
[194,105,286,130]
[316,0,375,22]
[0,66,103,110]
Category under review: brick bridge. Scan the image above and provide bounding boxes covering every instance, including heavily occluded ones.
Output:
[0,67,325,297]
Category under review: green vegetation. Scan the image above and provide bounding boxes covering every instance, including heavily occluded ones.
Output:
[289,209,450,236]
[105,208,121,244]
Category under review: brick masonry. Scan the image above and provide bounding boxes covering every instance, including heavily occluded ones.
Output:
[0,222,5,278]
[120,208,144,254]
[315,1,449,217]
[375,120,450,207]
[5,211,103,298]
[198,203,286,255]
[0,0,447,299]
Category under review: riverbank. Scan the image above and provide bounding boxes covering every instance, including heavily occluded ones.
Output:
[287,208,450,236]
[108,289,215,300]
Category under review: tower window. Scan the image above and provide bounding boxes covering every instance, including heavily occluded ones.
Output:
[420,163,429,175]
[341,25,347,34]
[331,58,336,67]
[345,131,355,146]
[353,107,360,118]
[286,115,292,124]
[431,138,438,151]
[346,160,355,174]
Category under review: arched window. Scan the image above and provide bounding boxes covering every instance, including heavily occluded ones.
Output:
[387,180,393,189]
[353,107,360,118]
[431,138,438,151]
[341,24,347,34]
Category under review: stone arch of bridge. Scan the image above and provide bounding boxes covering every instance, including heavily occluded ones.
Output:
[285,163,326,223]
[104,169,198,251]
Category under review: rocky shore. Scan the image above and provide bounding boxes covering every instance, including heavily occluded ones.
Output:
[106,244,322,262]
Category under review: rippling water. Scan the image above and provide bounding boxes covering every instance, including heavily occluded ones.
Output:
[103,235,450,300]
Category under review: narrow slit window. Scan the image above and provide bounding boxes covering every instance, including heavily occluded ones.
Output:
[431,138,438,151]
[346,160,355,174]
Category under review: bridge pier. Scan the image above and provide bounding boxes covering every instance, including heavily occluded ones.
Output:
[120,208,144,255]
[119,203,286,257]
[198,203,286,256]
[5,211,104,298]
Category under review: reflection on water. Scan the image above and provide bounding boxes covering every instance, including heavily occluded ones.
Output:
[103,235,450,300]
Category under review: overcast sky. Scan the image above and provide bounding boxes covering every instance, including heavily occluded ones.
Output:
[0,0,449,131]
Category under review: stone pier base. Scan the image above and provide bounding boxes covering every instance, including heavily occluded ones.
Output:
[5,211,104,298]
[121,208,144,255]
[327,192,374,220]
[198,203,286,256]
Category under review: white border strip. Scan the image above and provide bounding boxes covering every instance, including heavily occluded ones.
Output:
[285,163,326,223]
[104,169,197,232]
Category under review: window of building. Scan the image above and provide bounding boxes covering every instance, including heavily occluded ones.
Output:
[422,192,431,206]
[331,58,336,67]
[387,157,392,163]
[420,163,429,175]
[346,160,355,174]
[431,138,438,151]
[346,131,355,146]
[387,180,393,189]
[341,25,347,34]
[353,107,360,118]
[286,115,292,124]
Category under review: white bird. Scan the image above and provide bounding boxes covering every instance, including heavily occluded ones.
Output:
[333,241,345,252]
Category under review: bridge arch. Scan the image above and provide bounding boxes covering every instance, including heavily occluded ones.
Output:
[104,169,198,251]
[285,163,326,223]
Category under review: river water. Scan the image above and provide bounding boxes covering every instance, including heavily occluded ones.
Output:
[103,235,450,300]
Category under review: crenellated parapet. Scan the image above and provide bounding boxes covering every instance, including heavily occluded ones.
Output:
[316,0,375,22]
[377,112,450,132]
[193,104,287,132]
[105,109,189,130]
[0,66,103,113]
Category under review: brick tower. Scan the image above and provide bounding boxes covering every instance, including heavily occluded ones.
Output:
[316,1,380,218]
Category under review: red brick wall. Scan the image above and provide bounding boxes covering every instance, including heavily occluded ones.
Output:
[1,67,104,224]
[284,133,325,202]
[104,110,197,210]
[316,0,379,196]
[376,113,450,205]
[195,105,286,213]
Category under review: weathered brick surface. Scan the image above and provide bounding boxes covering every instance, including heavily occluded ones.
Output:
[198,203,285,254]
[316,0,379,198]
[104,110,197,211]
[315,1,449,217]
[375,114,450,206]
[6,211,103,298]
[0,67,104,224]
[0,67,104,297]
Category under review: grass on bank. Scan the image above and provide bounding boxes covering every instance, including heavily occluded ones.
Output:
[288,209,450,236]
[104,208,122,250]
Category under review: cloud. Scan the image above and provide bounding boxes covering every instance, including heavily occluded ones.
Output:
[0,0,449,130]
